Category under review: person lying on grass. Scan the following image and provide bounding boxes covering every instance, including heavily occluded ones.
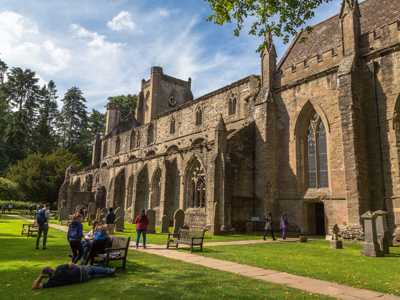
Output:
[32,263,115,289]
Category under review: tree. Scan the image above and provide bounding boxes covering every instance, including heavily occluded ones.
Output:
[35,81,60,153]
[59,87,91,164]
[205,0,332,50]
[107,94,138,121]
[5,67,41,161]
[0,61,11,173]
[0,58,7,85]
[88,109,105,140]
[6,149,81,203]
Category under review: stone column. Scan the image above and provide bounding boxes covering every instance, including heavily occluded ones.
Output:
[158,160,168,225]
[130,176,138,221]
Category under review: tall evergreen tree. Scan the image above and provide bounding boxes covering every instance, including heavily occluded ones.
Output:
[5,67,41,162]
[35,80,60,153]
[0,59,7,85]
[60,86,90,164]
[88,109,105,140]
[0,59,10,173]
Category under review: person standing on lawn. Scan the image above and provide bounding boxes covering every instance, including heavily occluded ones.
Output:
[263,212,276,241]
[36,204,49,249]
[280,213,289,240]
[105,207,116,233]
[67,213,84,263]
[135,209,149,249]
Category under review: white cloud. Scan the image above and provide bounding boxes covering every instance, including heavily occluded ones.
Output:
[158,8,171,17]
[107,11,135,32]
[0,11,71,76]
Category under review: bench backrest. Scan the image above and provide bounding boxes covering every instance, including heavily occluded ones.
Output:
[110,236,131,256]
[178,228,206,241]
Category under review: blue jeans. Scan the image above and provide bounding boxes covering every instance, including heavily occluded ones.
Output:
[136,230,146,247]
[86,265,115,279]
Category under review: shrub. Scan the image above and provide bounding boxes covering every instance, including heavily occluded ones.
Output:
[0,177,22,200]
[0,200,35,210]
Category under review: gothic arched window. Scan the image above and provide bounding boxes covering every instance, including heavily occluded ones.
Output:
[195,107,203,126]
[130,130,136,150]
[147,124,154,145]
[228,95,237,115]
[115,136,121,154]
[306,114,328,188]
[103,140,108,158]
[186,158,206,208]
[170,117,176,134]
[136,131,141,148]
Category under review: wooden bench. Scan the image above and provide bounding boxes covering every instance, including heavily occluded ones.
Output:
[167,228,206,252]
[21,221,39,237]
[94,236,131,269]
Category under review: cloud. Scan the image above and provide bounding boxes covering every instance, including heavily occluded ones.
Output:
[158,8,171,17]
[0,11,71,76]
[107,11,135,32]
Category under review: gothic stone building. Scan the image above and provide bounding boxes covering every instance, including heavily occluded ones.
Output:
[59,0,400,235]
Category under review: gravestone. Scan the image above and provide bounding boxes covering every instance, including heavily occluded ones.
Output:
[87,202,96,225]
[161,215,169,233]
[147,209,156,233]
[393,226,400,246]
[173,209,185,233]
[374,210,390,254]
[330,224,343,249]
[361,211,383,257]
[114,207,124,232]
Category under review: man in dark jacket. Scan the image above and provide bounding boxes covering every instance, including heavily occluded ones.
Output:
[32,264,115,289]
[105,208,115,225]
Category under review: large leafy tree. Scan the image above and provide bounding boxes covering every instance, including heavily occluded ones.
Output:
[107,94,138,121]
[0,59,11,173]
[205,0,332,50]
[6,149,81,203]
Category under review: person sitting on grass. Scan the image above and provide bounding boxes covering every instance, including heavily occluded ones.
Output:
[32,263,115,289]
[67,213,84,263]
[135,209,149,249]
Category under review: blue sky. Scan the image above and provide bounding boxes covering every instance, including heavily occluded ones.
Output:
[0,0,342,112]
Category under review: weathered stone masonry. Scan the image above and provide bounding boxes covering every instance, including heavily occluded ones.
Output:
[59,0,400,236]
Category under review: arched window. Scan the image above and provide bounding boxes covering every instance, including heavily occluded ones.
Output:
[195,107,203,126]
[115,136,121,154]
[130,130,136,150]
[170,117,176,134]
[147,124,154,145]
[136,131,141,148]
[185,158,206,208]
[228,94,237,115]
[394,98,400,144]
[103,140,108,158]
[306,114,328,188]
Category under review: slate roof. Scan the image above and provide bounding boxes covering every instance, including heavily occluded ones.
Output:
[279,0,400,70]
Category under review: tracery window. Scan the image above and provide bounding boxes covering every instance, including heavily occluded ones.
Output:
[195,107,203,126]
[186,159,206,208]
[306,114,328,188]
[228,94,237,115]
[170,117,176,135]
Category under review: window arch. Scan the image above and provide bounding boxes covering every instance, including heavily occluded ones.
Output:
[170,117,176,134]
[130,130,136,150]
[136,131,141,147]
[185,157,206,208]
[393,97,400,143]
[195,107,203,126]
[147,124,154,145]
[115,136,121,154]
[228,94,237,115]
[306,114,328,188]
[103,140,108,158]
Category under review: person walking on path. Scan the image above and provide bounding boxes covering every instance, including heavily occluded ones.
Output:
[36,204,49,249]
[280,214,289,240]
[67,213,84,263]
[135,209,149,249]
[263,213,276,241]
[32,263,115,289]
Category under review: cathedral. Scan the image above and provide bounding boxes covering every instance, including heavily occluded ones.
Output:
[58,0,400,236]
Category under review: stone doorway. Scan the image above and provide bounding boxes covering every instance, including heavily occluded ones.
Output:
[305,202,326,236]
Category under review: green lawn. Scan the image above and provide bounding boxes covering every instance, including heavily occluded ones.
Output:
[195,240,400,296]
[0,215,331,300]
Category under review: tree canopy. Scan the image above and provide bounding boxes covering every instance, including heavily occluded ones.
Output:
[205,0,333,51]
[107,94,138,121]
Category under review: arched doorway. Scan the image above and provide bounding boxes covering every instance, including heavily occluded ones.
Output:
[135,166,149,217]
[150,168,161,209]
[165,158,179,221]
[306,202,326,235]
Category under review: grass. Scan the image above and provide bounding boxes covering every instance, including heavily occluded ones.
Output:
[0,215,332,300]
[195,240,400,296]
